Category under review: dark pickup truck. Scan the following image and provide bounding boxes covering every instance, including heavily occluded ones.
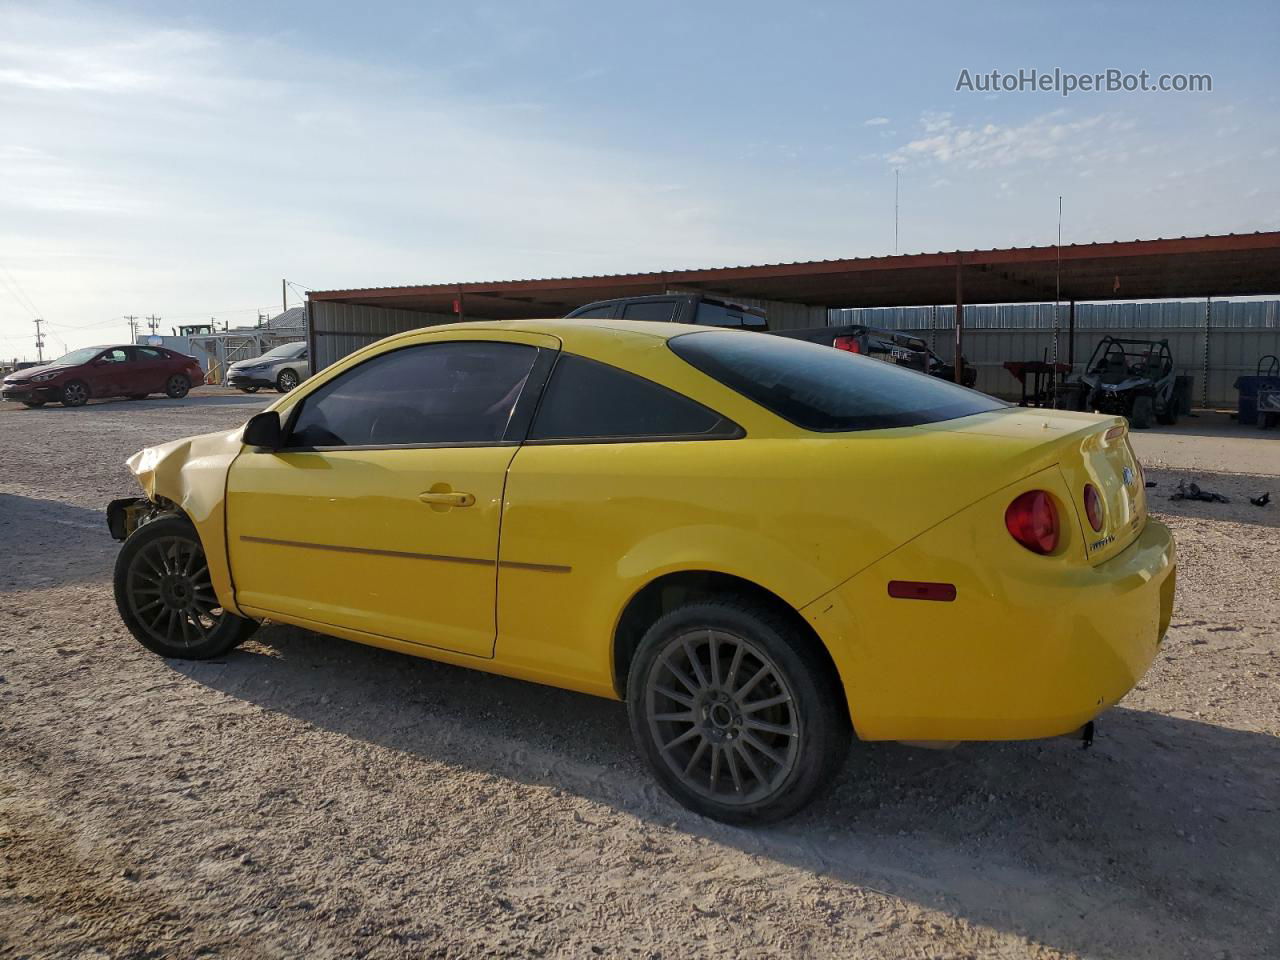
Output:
[564,294,975,386]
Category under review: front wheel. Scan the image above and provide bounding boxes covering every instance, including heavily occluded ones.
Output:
[1130,394,1155,429]
[113,514,257,659]
[165,374,190,399]
[627,600,850,824]
[275,369,299,393]
[61,380,89,407]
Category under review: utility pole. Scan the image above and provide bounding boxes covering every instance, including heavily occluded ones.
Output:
[282,279,288,318]
[124,314,139,342]
[33,318,44,362]
[146,315,160,336]
[894,168,900,255]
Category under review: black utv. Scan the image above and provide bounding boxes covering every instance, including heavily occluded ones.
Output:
[1069,337,1189,428]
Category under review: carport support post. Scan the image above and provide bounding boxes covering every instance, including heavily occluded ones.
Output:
[953,263,964,384]
[1068,300,1076,370]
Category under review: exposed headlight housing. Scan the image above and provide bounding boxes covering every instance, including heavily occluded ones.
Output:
[31,371,59,382]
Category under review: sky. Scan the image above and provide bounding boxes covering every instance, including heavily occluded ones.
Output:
[1,0,1277,357]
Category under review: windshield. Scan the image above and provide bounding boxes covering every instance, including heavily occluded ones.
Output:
[259,342,305,360]
[669,330,1004,432]
[50,347,107,366]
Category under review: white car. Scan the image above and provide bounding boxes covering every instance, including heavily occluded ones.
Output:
[225,341,310,394]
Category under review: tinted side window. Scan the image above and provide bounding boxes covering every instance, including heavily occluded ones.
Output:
[99,348,129,364]
[286,341,537,448]
[135,347,164,359]
[621,301,677,322]
[669,330,1004,432]
[528,353,738,442]
[570,305,616,319]
[695,302,767,329]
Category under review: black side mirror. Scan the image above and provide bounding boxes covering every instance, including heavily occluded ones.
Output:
[243,411,282,450]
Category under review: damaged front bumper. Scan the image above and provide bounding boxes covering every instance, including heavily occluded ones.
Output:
[106,497,154,541]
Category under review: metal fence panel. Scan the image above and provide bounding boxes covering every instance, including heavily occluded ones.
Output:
[311,301,456,370]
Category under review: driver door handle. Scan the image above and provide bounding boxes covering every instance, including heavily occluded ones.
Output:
[418,491,475,507]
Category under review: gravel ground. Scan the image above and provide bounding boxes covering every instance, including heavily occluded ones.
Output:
[1,394,1277,960]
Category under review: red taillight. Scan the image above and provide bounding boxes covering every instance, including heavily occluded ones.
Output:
[1005,490,1060,555]
[832,336,861,353]
[1083,483,1104,531]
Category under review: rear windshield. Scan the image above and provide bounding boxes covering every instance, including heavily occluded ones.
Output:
[669,330,1004,432]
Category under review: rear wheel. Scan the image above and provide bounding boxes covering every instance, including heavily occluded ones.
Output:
[113,514,257,660]
[60,380,89,407]
[1130,394,1154,429]
[627,600,850,824]
[165,374,190,399]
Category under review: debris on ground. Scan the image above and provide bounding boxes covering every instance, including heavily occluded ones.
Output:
[1249,492,1271,507]
[1170,480,1230,503]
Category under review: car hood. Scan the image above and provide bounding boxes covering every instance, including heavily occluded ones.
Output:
[127,427,245,504]
[4,361,73,381]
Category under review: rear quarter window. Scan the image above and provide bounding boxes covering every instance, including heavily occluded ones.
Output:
[669,330,1004,432]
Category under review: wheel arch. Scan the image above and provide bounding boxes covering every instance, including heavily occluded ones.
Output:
[610,569,850,724]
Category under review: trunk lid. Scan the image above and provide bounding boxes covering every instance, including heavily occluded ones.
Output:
[914,408,1147,564]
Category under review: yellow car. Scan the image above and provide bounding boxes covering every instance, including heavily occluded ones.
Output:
[108,319,1175,823]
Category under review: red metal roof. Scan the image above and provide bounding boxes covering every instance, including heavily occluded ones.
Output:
[309,231,1280,317]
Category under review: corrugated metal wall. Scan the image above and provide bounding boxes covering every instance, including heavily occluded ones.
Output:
[829,300,1280,406]
[311,301,456,370]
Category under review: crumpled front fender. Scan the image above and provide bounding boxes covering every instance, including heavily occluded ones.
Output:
[126,427,246,616]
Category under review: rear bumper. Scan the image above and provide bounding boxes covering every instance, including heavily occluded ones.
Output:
[807,495,1175,742]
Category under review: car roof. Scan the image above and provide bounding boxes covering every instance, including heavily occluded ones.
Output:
[419,317,697,342]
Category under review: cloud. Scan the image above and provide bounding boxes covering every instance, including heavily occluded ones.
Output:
[885,109,1109,169]
[863,116,889,126]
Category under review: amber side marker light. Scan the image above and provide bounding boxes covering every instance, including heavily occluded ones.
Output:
[887,580,958,602]
[1104,425,1126,441]
[1005,490,1060,555]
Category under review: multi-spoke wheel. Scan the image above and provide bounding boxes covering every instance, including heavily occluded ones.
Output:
[165,374,191,399]
[628,600,850,824]
[113,514,256,659]
[275,369,299,393]
[60,380,89,407]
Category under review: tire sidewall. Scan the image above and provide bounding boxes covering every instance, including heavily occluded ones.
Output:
[166,374,190,399]
[276,369,297,392]
[626,600,849,824]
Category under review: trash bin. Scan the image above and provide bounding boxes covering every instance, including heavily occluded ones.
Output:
[1235,355,1280,426]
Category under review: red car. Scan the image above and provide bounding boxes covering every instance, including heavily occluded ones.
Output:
[1,345,205,408]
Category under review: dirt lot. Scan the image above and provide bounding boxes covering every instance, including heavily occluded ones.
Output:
[1,395,1277,959]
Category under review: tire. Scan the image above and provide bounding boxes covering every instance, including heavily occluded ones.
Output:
[60,380,89,407]
[165,374,191,399]
[275,369,299,393]
[1130,394,1154,429]
[238,386,260,394]
[21,400,45,408]
[1156,396,1179,426]
[113,514,257,660]
[627,600,850,825]
[128,393,149,401]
